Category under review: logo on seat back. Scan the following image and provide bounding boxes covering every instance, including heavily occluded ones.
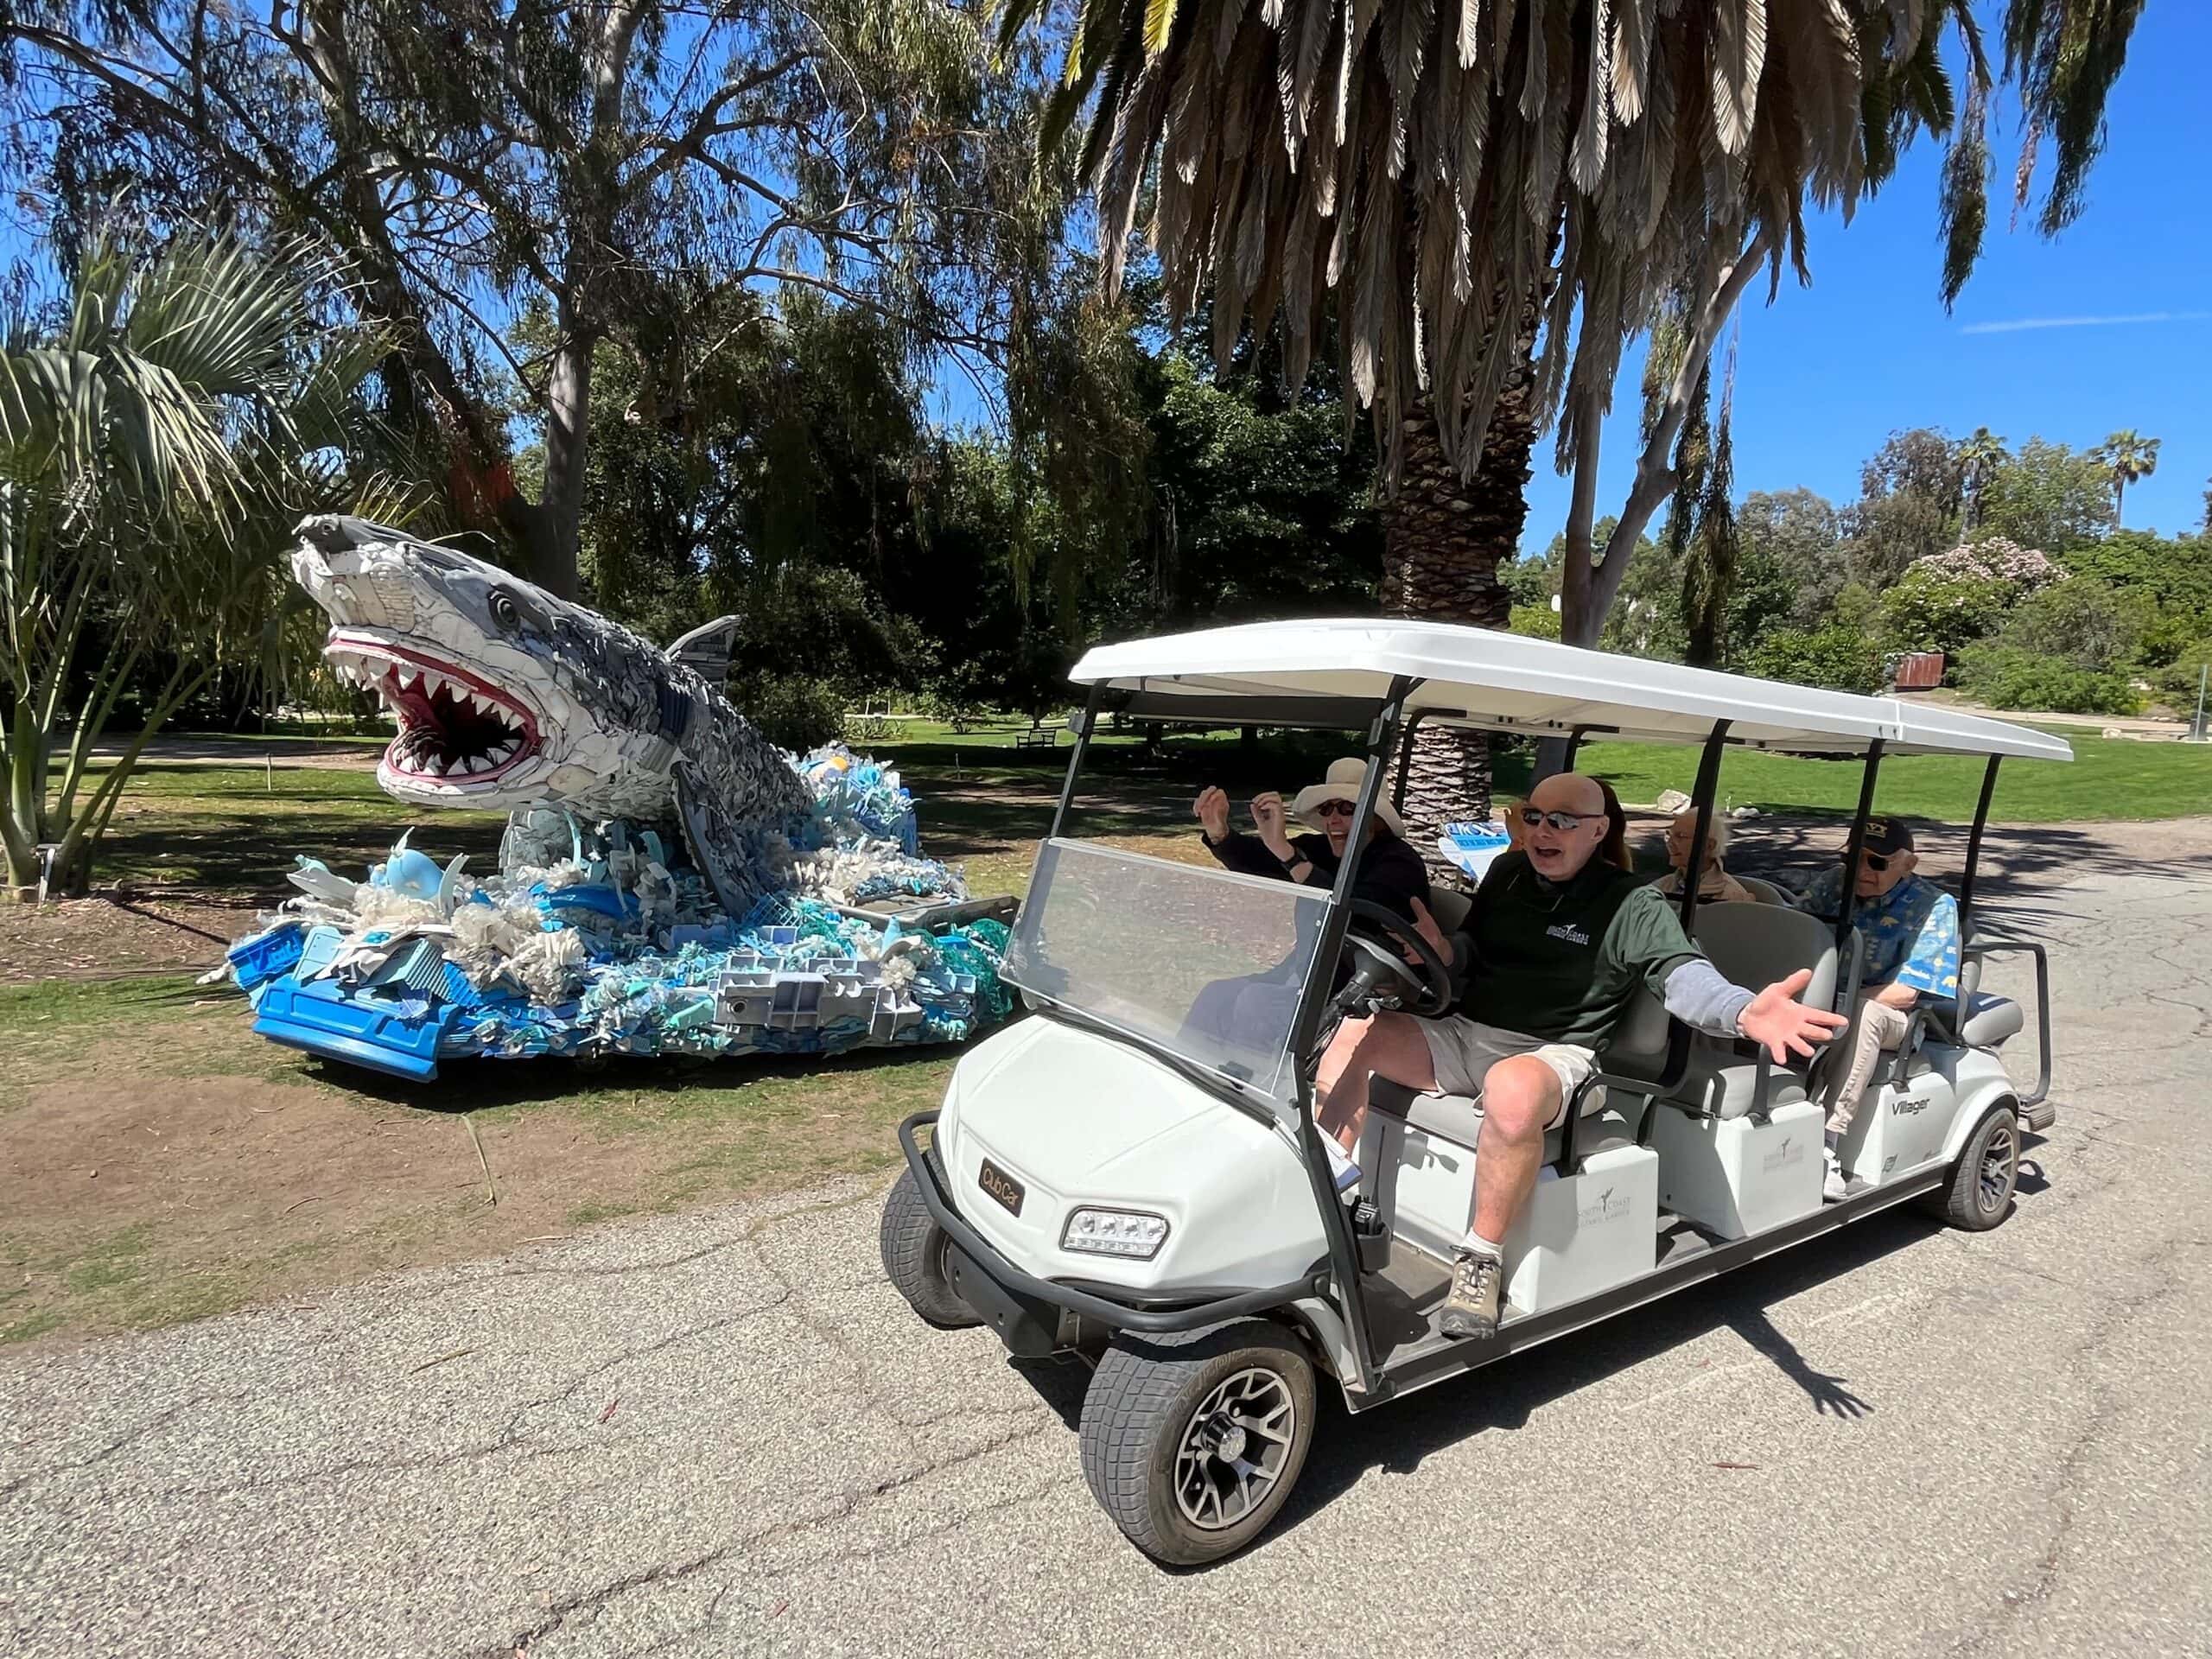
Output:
[1546,922,1592,946]
[1761,1135,1804,1173]
[1891,1095,1931,1117]
[1576,1184,1632,1226]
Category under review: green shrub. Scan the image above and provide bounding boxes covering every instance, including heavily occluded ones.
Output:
[1877,568,2015,657]
[2155,645,2212,708]
[1994,580,2153,673]
[1954,645,2141,715]
[1509,602,1561,640]
[1746,623,1885,693]
[733,673,847,750]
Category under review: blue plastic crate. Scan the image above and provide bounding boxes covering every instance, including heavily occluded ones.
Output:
[226,922,304,992]
[251,977,463,1081]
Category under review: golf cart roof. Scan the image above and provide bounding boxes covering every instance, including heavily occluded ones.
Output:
[1071,620,2073,761]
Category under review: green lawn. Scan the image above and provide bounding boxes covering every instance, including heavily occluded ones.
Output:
[78,719,2212,899]
[92,760,510,892]
[1551,730,2212,824]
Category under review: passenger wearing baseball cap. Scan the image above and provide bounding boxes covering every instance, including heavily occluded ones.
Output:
[1796,816,1962,1200]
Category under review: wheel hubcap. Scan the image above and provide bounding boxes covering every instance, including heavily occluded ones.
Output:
[1173,1368,1295,1532]
[1980,1119,2018,1212]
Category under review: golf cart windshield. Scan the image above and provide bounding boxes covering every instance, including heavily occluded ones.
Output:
[1002,838,1328,1105]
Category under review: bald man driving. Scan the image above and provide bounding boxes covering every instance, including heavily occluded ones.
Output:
[1314,772,1846,1341]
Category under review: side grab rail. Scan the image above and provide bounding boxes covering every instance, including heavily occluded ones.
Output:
[897,1113,1318,1334]
[1955,939,2053,1109]
[1618,929,1867,1153]
[1561,1023,1690,1174]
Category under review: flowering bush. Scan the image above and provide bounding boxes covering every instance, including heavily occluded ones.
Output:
[1879,538,2070,658]
[1909,537,2068,593]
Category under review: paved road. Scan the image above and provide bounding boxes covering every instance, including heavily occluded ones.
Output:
[4,848,2209,1658]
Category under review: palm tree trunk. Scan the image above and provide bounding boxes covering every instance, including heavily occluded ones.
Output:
[1378,378,1536,880]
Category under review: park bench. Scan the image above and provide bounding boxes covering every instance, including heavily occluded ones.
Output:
[1013,717,1062,750]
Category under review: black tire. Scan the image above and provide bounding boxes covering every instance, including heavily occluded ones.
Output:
[1921,1103,2020,1230]
[879,1160,980,1328]
[1079,1319,1316,1567]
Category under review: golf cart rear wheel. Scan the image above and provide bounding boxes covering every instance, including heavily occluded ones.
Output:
[1923,1103,2020,1231]
[1079,1319,1315,1567]
[879,1160,980,1329]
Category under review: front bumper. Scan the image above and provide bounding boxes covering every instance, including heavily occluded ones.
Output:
[899,1112,1319,1346]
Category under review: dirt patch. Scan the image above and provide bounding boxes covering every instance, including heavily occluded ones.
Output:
[0,1001,957,1349]
[0,892,267,984]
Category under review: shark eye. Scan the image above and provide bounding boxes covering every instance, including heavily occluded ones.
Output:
[489,589,523,633]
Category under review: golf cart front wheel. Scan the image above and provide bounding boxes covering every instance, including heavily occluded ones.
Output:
[1923,1103,2020,1231]
[880,1161,981,1329]
[1079,1319,1316,1567]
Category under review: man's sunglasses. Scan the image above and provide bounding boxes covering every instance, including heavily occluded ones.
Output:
[1848,849,1897,872]
[1518,808,1603,832]
[1313,799,1357,819]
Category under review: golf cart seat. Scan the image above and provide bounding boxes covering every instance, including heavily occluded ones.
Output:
[1366,1078,1637,1163]
[1734,875,1790,906]
[1365,971,1671,1155]
[1427,887,1474,932]
[1951,993,2025,1046]
[1662,903,1840,1121]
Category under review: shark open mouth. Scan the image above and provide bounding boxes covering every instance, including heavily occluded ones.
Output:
[325,630,541,785]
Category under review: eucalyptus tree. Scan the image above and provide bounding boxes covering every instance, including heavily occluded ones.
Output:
[4,2,1109,599]
[0,217,387,899]
[1000,0,2145,833]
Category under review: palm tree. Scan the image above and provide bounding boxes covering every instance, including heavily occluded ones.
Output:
[0,215,387,899]
[1958,428,2010,531]
[1001,0,2145,852]
[2097,429,2160,524]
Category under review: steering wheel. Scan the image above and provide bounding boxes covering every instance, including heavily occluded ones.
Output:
[1338,898,1454,1018]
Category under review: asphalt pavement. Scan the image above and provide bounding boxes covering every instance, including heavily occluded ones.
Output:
[3,842,2208,1658]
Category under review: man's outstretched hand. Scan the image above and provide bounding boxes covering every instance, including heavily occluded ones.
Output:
[1737,968,1849,1062]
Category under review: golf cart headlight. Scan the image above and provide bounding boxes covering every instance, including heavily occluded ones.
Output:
[1061,1208,1170,1260]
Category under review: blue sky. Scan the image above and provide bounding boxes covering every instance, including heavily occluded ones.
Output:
[1522,3,2212,551]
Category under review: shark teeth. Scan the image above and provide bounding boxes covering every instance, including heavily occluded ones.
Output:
[333,639,540,785]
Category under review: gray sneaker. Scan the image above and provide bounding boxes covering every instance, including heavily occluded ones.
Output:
[1439,1249,1503,1341]
[1822,1147,1849,1203]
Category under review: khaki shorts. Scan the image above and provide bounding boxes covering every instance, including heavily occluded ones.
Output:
[1418,1016,1599,1129]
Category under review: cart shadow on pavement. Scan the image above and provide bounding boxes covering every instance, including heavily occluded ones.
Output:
[993,1154,2068,1573]
[1253,1209,1940,1554]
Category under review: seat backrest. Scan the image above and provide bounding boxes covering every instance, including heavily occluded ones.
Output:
[1427,887,1474,933]
[1599,985,1673,1074]
[1735,875,1789,906]
[1692,900,1839,1013]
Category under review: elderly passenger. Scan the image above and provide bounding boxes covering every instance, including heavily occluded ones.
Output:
[1653,810,1758,906]
[1796,817,1961,1201]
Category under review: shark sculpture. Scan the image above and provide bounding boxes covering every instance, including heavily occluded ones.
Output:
[226,517,1007,1081]
[292,515,812,915]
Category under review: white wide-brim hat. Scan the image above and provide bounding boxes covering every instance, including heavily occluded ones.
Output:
[1292,757,1403,836]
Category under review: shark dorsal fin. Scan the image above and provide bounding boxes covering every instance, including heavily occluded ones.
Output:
[665,615,741,683]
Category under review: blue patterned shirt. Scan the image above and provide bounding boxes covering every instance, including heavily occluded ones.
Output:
[1796,868,1961,999]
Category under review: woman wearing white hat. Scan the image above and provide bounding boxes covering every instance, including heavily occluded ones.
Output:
[1195,756,1440,944]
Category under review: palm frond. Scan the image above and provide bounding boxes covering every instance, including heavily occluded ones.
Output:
[1025,0,2137,479]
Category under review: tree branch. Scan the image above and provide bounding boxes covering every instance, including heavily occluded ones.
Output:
[1565,226,1774,645]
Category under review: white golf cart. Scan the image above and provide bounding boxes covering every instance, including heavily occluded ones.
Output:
[879,620,2064,1565]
